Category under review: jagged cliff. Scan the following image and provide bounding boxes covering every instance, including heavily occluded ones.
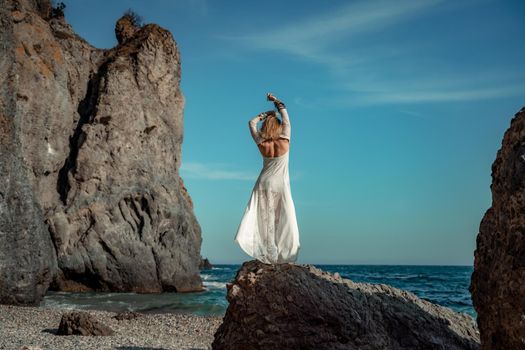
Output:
[470,107,525,350]
[0,0,202,304]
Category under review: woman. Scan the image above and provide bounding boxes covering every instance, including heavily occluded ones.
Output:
[234,93,301,264]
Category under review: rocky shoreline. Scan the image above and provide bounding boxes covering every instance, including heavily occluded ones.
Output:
[0,304,222,350]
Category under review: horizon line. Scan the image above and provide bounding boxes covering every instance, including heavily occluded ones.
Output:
[207,262,474,267]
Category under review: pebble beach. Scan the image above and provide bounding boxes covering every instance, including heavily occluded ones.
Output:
[0,304,223,350]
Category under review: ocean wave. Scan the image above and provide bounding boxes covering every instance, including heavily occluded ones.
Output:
[200,273,212,280]
[41,302,94,310]
[92,292,135,298]
[204,281,227,289]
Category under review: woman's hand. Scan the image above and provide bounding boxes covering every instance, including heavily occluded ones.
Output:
[258,110,274,120]
[267,93,286,110]
[267,93,278,102]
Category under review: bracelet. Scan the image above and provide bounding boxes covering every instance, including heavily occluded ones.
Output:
[274,100,286,110]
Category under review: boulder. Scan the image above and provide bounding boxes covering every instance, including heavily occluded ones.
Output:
[57,311,114,336]
[199,256,213,270]
[113,311,142,321]
[0,0,203,302]
[470,107,525,349]
[115,13,139,44]
[213,260,480,350]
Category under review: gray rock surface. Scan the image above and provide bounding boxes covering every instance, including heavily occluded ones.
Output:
[470,107,525,350]
[213,260,480,350]
[57,311,114,336]
[0,0,202,302]
[0,0,58,305]
[199,256,213,270]
[115,12,139,44]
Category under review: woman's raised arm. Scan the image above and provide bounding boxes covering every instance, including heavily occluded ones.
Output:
[274,100,291,141]
[249,113,267,145]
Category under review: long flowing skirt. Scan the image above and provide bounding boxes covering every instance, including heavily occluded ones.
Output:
[234,155,300,264]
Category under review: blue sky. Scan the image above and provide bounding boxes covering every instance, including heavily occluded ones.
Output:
[63,0,525,265]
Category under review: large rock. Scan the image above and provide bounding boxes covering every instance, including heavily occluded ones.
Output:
[0,0,202,300]
[0,0,58,305]
[470,107,525,350]
[213,260,479,350]
[199,256,213,270]
[57,311,114,336]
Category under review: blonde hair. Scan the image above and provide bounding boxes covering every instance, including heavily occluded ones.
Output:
[260,112,282,141]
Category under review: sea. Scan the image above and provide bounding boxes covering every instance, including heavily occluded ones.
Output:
[40,264,476,318]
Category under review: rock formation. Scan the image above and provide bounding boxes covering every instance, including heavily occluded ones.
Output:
[57,311,114,336]
[199,256,213,270]
[0,0,58,305]
[470,107,525,350]
[0,0,202,304]
[213,260,480,350]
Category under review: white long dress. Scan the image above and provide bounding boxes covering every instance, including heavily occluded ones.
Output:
[234,108,301,264]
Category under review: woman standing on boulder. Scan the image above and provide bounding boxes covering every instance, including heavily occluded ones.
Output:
[234,93,301,264]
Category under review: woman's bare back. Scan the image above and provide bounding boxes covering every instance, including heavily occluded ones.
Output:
[258,138,290,158]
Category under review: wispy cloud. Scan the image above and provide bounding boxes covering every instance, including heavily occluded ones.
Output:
[181,162,257,181]
[221,0,524,104]
[365,85,525,104]
[312,83,525,106]
[223,0,442,71]
[181,162,305,181]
